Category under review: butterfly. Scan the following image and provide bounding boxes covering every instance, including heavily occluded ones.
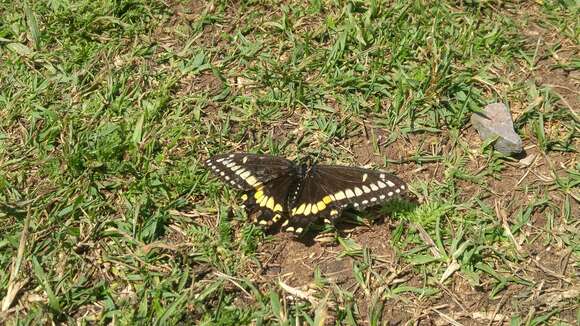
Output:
[205,153,407,234]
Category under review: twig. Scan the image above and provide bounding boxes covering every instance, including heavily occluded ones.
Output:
[278,280,318,305]
[1,208,31,311]
[495,200,523,254]
[414,223,444,258]
[487,293,508,326]
[431,307,464,326]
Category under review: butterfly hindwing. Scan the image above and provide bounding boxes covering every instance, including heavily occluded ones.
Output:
[241,174,297,227]
[205,153,294,191]
[284,165,406,232]
[274,173,340,233]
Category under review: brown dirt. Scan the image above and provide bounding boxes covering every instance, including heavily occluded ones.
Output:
[255,223,408,322]
[519,9,579,114]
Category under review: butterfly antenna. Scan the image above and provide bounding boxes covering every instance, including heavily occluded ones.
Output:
[311,151,323,165]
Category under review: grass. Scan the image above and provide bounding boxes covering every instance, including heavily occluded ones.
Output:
[1,0,578,324]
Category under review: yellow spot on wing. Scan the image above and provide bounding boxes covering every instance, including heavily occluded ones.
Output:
[241,194,248,201]
[294,203,306,215]
[273,214,281,222]
[286,226,295,232]
[259,196,268,207]
[311,203,318,214]
[316,201,326,211]
[322,196,333,204]
[254,190,264,200]
[303,203,312,216]
[295,227,303,234]
[274,203,283,212]
[266,197,275,210]
[330,209,339,216]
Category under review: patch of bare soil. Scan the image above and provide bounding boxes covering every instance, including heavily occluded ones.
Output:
[254,223,404,320]
[520,11,579,114]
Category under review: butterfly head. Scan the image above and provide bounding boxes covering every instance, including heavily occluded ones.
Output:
[297,157,317,176]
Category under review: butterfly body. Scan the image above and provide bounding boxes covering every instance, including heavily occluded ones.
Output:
[205,153,406,234]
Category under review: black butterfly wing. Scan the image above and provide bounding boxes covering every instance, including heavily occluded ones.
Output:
[205,153,294,191]
[240,174,298,226]
[283,165,406,233]
[205,153,297,225]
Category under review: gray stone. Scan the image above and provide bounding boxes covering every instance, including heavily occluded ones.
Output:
[471,103,523,155]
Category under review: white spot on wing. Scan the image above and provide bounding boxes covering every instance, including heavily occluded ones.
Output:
[362,173,368,182]
[235,169,246,176]
[362,185,371,193]
[345,189,355,198]
[388,191,393,196]
[386,180,395,187]
[242,156,248,163]
[354,187,363,196]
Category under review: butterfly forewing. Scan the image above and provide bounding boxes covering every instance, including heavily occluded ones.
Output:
[205,153,294,191]
[284,164,406,232]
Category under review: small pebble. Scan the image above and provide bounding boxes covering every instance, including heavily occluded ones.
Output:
[471,103,523,155]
